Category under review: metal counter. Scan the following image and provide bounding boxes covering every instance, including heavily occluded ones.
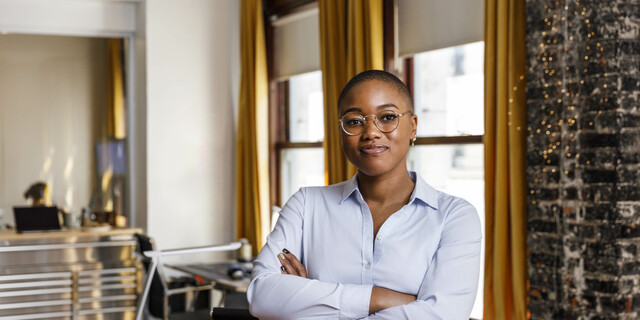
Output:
[0,228,142,320]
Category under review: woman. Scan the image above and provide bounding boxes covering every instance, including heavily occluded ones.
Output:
[247,70,481,319]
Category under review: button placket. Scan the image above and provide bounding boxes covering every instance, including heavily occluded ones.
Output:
[359,196,375,284]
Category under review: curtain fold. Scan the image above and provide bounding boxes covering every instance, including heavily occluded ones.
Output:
[107,38,126,139]
[483,0,528,319]
[237,0,270,256]
[319,0,384,185]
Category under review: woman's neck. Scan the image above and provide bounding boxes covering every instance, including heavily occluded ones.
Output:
[357,167,415,206]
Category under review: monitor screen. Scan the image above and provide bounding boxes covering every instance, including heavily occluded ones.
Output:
[13,206,61,232]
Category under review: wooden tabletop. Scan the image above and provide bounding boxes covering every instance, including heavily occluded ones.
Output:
[0,227,143,241]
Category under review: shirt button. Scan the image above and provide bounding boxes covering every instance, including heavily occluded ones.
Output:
[376,236,382,241]
[365,263,371,269]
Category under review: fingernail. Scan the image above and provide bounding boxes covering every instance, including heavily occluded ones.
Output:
[280,265,286,272]
[282,248,290,254]
[278,253,285,260]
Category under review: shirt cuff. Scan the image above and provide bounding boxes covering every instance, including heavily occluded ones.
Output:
[339,283,373,319]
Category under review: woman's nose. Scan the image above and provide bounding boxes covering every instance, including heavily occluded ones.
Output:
[361,117,382,139]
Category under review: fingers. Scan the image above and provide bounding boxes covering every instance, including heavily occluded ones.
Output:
[278,252,295,275]
[285,250,307,278]
[277,249,307,278]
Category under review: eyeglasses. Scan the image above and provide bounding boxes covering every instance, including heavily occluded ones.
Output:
[339,110,412,135]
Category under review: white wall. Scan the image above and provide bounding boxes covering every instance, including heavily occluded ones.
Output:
[146,0,240,255]
[0,0,136,37]
[0,35,108,225]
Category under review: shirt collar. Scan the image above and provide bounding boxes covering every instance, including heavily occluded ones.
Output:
[409,171,439,210]
[339,171,439,210]
[339,174,360,204]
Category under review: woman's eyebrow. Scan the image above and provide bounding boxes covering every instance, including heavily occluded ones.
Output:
[341,104,398,115]
[377,103,399,110]
[341,107,362,114]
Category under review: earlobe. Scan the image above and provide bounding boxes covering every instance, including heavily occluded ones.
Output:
[411,115,418,136]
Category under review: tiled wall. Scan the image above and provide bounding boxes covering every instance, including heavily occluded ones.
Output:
[526,0,640,318]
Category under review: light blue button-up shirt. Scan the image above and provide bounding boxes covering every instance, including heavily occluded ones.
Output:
[248,172,481,320]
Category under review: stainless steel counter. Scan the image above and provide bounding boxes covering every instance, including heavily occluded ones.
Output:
[0,228,142,320]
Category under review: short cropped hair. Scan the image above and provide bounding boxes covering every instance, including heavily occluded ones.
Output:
[337,70,414,113]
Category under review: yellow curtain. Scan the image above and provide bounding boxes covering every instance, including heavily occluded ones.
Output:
[319,0,384,185]
[484,0,528,319]
[107,38,126,139]
[237,0,270,256]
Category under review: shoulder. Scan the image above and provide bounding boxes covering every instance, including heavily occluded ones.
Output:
[436,190,477,216]
[412,172,477,221]
[298,180,350,201]
[281,181,348,215]
[434,190,481,241]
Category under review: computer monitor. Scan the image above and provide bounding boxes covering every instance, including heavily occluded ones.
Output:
[13,206,62,233]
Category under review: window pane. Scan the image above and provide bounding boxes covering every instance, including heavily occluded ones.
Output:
[413,42,484,137]
[407,143,484,318]
[288,71,324,142]
[280,148,325,205]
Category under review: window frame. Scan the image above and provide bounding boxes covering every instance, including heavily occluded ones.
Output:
[401,51,485,320]
[265,0,323,210]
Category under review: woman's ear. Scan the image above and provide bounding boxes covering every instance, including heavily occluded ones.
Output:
[411,114,418,138]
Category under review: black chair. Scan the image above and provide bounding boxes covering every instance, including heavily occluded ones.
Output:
[210,307,257,320]
[135,234,212,320]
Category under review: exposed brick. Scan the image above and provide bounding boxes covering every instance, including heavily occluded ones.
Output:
[584,204,616,221]
[530,252,563,268]
[584,258,621,274]
[582,185,615,202]
[526,0,640,317]
[617,185,640,201]
[579,132,618,149]
[622,261,640,275]
[617,165,640,183]
[584,169,617,183]
[586,279,619,294]
[529,220,558,234]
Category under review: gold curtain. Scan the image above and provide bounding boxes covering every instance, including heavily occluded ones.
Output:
[319,0,384,185]
[237,0,270,256]
[107,38,126,139]
[484,0,528,318]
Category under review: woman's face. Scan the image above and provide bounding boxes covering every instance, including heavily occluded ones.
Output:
[339,80,417,178]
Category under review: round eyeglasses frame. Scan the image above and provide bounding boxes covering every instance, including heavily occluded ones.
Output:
[339,111,413,136]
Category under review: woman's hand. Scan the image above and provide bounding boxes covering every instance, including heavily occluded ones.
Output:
[369,287,417,314]
[278,248,307,278]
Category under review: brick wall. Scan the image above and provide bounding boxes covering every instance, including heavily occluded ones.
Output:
[526,0,640,319]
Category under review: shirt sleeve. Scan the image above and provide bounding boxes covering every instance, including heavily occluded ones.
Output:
[365,200,482,320]
[247,188,373,320]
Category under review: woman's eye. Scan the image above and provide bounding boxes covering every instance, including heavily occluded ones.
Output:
[346,118,364,126]
[379,114,398,122]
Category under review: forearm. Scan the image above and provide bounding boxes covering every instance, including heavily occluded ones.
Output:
[368,286,416,314]
[248,272,372,320]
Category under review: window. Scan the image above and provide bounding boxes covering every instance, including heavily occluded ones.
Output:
[276,71,325,205]
[265,2,323,209]
[404,41,485,318]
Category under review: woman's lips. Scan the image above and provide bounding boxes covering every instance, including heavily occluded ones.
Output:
[359,144,388,155]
